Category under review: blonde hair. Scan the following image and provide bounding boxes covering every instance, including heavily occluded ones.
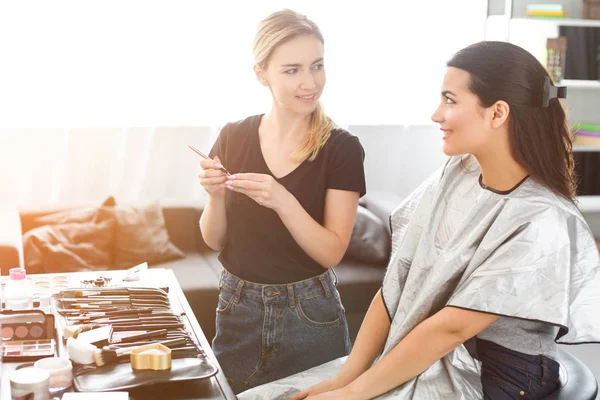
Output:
[254,9,336,162]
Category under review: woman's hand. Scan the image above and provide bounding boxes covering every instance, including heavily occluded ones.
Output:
[306,388,361,400]
[197,156,227,198]
[226,173,294,213]
[289,377,349,400]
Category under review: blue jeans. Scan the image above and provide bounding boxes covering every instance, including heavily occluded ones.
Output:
[477,339,560,399]
[211,268,351,394]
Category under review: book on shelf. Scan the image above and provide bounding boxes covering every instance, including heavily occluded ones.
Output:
[527,4,565,17]
[527,4,564,12]
[574,123,600,133]
[573,133,600,148]
[577,130,600,138]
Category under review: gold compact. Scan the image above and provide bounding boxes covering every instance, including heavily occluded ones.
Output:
[130,343,172,371]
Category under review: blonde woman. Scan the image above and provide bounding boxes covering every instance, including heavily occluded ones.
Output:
[197,9,366,393]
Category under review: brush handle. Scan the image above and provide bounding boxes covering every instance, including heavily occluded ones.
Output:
[108,336,192,348]
[111,323,184,331]
[112,329,168,344]
[88,316,180,325]
[75,288,167,296]
[114,337,189,355]
[66,308,154,320]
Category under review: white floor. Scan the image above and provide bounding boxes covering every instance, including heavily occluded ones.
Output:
[562,344,600,399]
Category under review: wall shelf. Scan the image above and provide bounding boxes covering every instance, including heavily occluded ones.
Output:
[573,145,600,151]
[577,196,600,213]
[560,79,600,89]
[511,17,600,28]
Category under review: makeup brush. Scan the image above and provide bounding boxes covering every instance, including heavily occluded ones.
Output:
[60,298,171,308]
[110,329,168,344]
[64,308,155,322]
[110,323,185,331]
[67,316,180,327]
[108,334,192,348]
[67,287,169,298]
[66,307,154,316]
[93,337,187,367]
[63,324,105,339]
[67,337,98,364]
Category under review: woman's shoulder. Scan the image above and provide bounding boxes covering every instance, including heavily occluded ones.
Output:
[329,126,358,142]
[502,180,592,236]
[325,127,363,153]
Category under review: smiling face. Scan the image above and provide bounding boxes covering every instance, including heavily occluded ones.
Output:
[255,34,325,117]
[431,67,494,156]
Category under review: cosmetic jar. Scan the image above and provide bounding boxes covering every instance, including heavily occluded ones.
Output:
[34,357,73,392]
[10,366,50,400]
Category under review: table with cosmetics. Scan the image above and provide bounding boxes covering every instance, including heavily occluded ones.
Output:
[1,268,236,400]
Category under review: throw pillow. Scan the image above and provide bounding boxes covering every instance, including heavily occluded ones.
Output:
[113,201,185,269]
[33,196,116,228]
[23,211,116,274]
[344,205,390,265]
[360,192,404,237]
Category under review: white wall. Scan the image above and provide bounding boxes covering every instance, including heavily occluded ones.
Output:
[350,125,449,198]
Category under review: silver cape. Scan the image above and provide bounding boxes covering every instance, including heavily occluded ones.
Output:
[240,156,600,399]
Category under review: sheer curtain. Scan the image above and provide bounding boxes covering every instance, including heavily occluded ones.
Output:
[0,1,486,207]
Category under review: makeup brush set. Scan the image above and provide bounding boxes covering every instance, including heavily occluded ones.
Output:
[54,286,219,392]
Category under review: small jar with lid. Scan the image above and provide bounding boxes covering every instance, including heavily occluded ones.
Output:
[10,366,50,400]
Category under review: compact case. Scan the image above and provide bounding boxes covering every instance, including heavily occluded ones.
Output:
[1,309,56,361]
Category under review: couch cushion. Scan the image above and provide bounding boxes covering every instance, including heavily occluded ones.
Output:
[23,208,116,274]
[113,201,185,269]
[161,204,207,254]
[361,191,404,236]
[344,206,390,265]
[32,196,117,229]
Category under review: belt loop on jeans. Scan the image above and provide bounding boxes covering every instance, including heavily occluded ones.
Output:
[218,270,225,290]
[541,356,546,382]
[319,274,332,298]
[330,268,338,285]
[233,280,245,304]
[287,285,296,308]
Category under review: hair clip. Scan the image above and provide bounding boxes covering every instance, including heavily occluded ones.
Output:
[542,76,567,107]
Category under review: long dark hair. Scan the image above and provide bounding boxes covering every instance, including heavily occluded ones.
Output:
[448,41,576,201]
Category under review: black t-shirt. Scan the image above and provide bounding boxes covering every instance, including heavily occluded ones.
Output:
[209,114,366,284]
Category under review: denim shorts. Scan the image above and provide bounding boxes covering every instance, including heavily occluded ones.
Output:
[477,339,560,399]
[211,268,351,394]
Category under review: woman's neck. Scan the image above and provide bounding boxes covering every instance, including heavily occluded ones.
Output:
[475,149,529,192]
[262,105,310,143]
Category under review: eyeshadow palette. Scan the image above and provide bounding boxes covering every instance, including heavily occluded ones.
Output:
[1,339,56,360]
[0,310,54,340]
[0,309,56,360]
[2,322,47,340]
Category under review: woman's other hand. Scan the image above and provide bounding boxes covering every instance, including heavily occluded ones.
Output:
[226,173,293,213]
[289,377,349,400]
